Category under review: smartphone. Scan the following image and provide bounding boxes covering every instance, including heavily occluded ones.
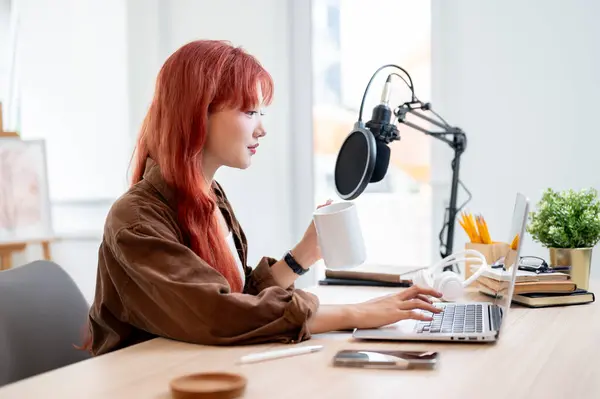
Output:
[332,349,438,370]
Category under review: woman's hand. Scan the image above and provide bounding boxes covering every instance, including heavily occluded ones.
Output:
[308,285,444,334]
[290,199,333,269]
[351,285,443,329]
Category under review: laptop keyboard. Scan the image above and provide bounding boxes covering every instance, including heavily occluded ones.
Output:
[416,304,484,334]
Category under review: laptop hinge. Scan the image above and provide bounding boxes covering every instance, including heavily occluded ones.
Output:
[489,305,502,331]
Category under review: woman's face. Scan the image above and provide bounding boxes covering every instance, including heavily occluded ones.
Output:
[204,92,266,172]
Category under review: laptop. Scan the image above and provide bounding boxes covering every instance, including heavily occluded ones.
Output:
[352,192,529,343]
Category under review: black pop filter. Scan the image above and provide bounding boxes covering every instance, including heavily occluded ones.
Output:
[334,127,379,200]
[333,131,391,200]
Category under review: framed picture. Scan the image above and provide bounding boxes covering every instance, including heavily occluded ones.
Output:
[0,138,53,242]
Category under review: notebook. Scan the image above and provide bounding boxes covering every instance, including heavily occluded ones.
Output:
[318,277,412,288]
[324,264,424,284]
[510,290,595,308]
[479,286,595,308]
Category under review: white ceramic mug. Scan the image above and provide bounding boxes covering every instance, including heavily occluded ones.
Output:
[313,201,366,269]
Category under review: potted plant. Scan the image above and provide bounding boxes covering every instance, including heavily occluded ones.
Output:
[527,188,600,290]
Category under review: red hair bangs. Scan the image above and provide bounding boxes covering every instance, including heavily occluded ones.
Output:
[209,49,274,113]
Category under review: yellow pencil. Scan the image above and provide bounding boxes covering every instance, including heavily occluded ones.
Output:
[510,234,519,250]
[477,215,492,244]
[483,219,492,244]
[469,213,482,243]
[461,212,481,243]
[459,218,478,242]
[459,213,472,241]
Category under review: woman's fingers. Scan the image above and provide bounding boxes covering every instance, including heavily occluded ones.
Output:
[316,199,333,209]
[398,285,443,300]
[402,310,435,321]
[399,298,441,314]
[417,294,433,304]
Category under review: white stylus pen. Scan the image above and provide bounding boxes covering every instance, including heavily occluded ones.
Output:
[237,345,324,364]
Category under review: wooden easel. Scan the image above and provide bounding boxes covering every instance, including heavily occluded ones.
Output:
[0,102,54,270]
[0,102,18,138]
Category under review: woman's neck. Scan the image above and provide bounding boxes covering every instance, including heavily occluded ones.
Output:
[200,154,220,188]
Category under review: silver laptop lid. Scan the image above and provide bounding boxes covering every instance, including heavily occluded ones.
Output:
[491,193,530,331]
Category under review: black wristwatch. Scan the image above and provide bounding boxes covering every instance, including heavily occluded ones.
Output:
[284,250,309,275]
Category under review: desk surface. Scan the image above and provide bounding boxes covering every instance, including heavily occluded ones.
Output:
[1,284,599,399]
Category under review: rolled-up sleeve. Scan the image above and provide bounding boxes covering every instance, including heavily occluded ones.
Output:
[245,256,293,295]
[111,223,320,346]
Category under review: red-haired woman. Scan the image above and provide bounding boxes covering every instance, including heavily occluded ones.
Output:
[87,40,442,355]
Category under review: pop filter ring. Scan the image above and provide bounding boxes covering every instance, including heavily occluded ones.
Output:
[333,125,377,200]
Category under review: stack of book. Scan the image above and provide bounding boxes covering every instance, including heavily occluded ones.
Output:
[478,267,595,308]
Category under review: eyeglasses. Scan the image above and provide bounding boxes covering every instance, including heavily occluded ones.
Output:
[491,256,571,274]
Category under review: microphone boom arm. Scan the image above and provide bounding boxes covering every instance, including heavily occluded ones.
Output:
[395,103,468,272]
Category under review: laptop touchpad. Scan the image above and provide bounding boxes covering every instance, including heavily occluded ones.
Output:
[380,319,417,333]
[355,319,417,337]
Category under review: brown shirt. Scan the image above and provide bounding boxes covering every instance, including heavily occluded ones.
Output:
[88,158,320,355]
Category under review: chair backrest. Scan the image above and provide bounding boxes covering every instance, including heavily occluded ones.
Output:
[0,260,91,386]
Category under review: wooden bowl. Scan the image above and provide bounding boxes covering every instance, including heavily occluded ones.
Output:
[169,372,247,399]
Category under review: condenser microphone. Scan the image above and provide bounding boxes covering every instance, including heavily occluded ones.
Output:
[334,77,399,200]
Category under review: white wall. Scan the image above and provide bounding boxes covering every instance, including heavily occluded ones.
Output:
[16,0,131,202]
[125,0,164,143]
[431,0,600,274]
[0,0,10,108]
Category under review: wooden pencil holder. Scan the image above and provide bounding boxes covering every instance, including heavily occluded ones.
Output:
[464,242,510,284]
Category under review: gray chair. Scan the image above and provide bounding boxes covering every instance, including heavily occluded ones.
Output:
[0,260,91,386]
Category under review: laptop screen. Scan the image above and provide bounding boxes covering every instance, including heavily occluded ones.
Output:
[490,193,530,326]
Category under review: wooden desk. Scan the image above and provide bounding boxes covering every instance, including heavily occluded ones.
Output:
[1,284,599,399]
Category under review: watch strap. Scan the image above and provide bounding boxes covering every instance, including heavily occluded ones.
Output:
[284,251,308,275]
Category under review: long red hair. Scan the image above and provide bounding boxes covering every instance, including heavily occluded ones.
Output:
[131,40,273,292]
[78,40,273,354]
